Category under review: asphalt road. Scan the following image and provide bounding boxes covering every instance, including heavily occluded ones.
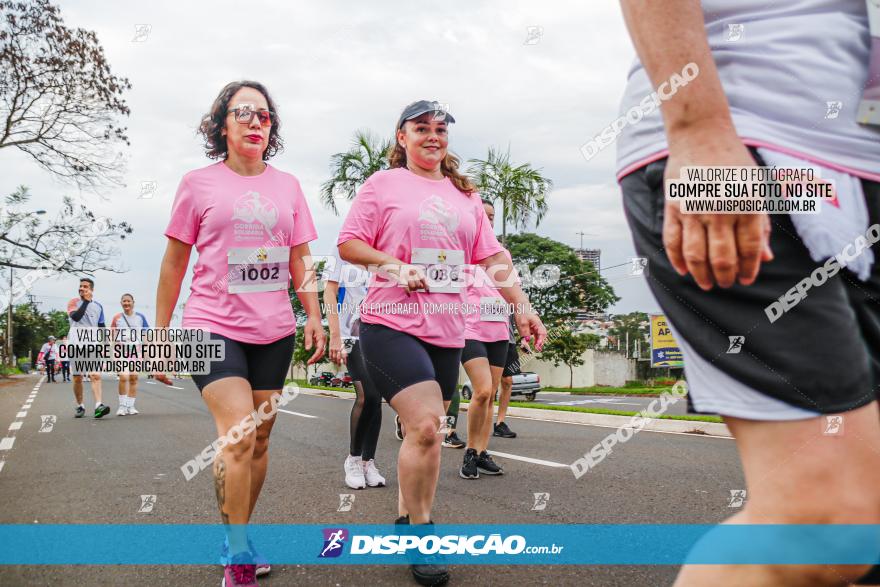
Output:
[0,373,743,586]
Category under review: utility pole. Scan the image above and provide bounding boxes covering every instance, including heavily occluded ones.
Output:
[7,268,12,367]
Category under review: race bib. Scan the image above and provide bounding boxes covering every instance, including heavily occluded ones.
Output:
[479,296,507,322]
[227,246,290,294]
[411,248,465,294]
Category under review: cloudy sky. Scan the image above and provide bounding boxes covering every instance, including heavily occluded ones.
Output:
[5,0,661,321]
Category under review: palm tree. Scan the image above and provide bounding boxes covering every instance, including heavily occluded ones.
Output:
[320,130,393,215]
[467,147,552,244]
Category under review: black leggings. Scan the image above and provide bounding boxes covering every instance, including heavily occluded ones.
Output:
[347,340,382,462]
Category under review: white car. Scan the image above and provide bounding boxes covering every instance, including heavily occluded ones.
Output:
[460,372,541,402]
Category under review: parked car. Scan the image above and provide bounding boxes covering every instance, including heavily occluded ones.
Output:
[309,371,335,386]
[460,372,541,402]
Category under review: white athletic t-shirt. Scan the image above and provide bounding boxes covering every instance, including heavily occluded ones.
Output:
[616,0,880,180]
[324,256,369,340]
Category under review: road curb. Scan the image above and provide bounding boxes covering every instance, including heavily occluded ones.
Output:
[296,387,732,438]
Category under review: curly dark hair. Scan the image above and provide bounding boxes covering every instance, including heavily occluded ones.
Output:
[198,81,283,161]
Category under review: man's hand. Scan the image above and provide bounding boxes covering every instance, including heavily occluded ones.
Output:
[664,124,774,290]
[304,315,326,365]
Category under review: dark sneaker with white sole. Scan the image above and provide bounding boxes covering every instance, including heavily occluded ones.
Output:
[75,406,85,418]
[493,422,517,438]
[441,431,465,448]
[394,414,404,440]
[476,451,503,475]
[459,448,480,479]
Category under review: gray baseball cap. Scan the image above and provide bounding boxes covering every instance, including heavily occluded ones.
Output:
[397,100,455,129]
[48,335,56,341]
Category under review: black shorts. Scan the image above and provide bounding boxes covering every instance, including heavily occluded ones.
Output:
[502,343,521,377]
[191,332,295,393]
[461,339,509,368]
[620,152,880,414]
[358,322,461,402]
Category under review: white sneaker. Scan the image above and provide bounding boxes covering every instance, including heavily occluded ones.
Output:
[127,406,138,415]
[116,406,127,416]
[362,459,386,487]
[344,455,366,489]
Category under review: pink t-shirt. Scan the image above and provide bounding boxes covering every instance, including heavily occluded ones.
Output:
[337,168,504,348]
[165,162,318,344]
[464,249,515,343]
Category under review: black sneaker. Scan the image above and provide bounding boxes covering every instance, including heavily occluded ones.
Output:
[407,520,449,586]
[442,431,465,448]
[394,414,404,441]
[493,421,517,438]
[476,451,503,475]
[94,404,110,418]
[459,448,479,479]
[75,406,85,418]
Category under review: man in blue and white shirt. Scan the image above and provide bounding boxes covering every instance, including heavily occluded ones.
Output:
[67,277,108,418]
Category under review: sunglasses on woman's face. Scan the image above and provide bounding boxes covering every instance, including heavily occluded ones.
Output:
[228,104,273,127]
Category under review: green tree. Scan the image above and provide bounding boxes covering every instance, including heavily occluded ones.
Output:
[540,329,598,388]
[608,311,650,358]
[505,233,618,325]
[320,130,392,215]
[468,147,552,244]
[10,303,66,362]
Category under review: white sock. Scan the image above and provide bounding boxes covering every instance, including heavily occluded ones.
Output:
[119,395,127,407]
[128,397,136,407]
[95,402,102,409]
[78,403,84,409]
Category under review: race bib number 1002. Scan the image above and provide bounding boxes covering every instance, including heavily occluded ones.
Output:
[227,247,290,294]
[411,248,465,294]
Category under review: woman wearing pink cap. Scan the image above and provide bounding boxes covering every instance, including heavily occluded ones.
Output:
[156,80,325,587]
[337,100,546,586]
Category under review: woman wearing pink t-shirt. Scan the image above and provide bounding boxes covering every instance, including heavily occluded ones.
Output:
[457,199,515,480]
[156,81,325,587]
[337,100,546,586]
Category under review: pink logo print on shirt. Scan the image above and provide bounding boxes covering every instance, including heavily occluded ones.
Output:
[232,191,279,239]
[418,195,460,236]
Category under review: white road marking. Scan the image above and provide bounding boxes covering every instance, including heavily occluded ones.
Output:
[277,409,318,419]
[169,385,184,390]
[8,422,21,431]
[145,381,157,385]
[487,450,570,469]
[15,412,26,419]
[0,437,15,450]
[0,461,5,473]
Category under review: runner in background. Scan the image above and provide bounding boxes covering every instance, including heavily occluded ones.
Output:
[59,335,71,382]
[458,199,515,479]
[494,316,520,438]
[618,1,880,585]
[67,278,108,418]
[338,100,546,586]
[441,390,466,448]
[37,336,58,383]
[323,254,386,490]
[156,80,324,587]
[110,294,150,416]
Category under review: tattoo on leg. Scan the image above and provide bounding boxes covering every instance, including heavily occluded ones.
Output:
[213,454,230,525]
